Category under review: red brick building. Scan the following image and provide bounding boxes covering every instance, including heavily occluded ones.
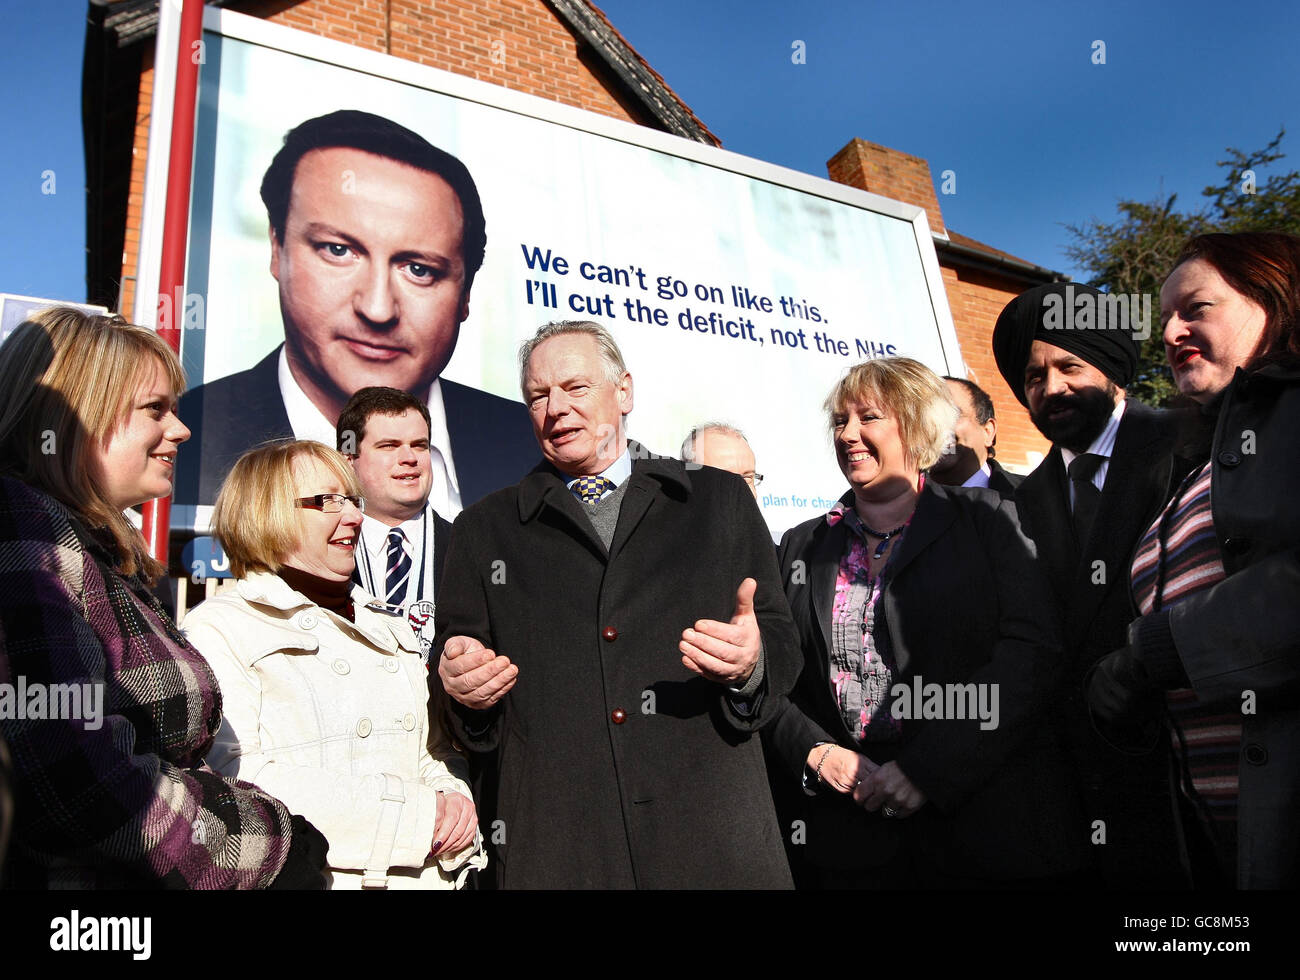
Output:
[83,0,1052,469]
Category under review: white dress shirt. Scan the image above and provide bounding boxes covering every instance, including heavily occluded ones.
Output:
[563,448,632,501]
[354,506,436,607]
[278,349,463,517]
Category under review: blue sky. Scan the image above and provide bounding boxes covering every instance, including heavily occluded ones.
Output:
[3,0,1298,303]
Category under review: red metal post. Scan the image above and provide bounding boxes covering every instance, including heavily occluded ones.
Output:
[141,0,206,567]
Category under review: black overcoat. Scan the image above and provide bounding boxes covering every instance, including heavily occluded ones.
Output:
[434,446,800,889]
[1015,399,1187,886]
[1143,363,1300,888]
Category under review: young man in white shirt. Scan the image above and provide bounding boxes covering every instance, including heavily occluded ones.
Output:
[338,386,450,662]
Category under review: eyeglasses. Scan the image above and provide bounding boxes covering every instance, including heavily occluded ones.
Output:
[294,493,364,513]
[745,473,765,488]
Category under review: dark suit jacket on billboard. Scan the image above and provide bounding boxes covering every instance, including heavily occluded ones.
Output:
[174,345,538,511]
[1013,399,1187,887]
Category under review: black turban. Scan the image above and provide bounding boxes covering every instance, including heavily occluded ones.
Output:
[992,282,1141,407]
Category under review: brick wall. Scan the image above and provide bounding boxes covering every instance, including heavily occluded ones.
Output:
[250,0,642,120]
[826,138,1049,472]
[940,264,1050,470]
[119,61,153,321]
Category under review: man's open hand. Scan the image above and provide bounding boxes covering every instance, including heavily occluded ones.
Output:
[679,577,761,686]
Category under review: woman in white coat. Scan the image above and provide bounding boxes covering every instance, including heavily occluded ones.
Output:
[184,440,485,889]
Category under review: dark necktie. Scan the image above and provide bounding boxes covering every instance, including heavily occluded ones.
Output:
[385,527,411,604]
[571,475,614,504]
[1068,453,1104,547]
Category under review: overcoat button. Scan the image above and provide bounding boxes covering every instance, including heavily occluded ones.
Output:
[299,613,318,629]
[1244,743,1268,766]
[602,626,618,642]
[611,708,627,724]
[384,658,400,673]
[356,717,373,738]
[1217,450,1241,468]
[332,659,350,675]
[402,713,416,731]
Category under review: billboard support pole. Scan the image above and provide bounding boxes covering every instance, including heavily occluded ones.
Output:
[141,0,205,568]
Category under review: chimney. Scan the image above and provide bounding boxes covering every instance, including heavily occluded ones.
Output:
[827,139,946,236]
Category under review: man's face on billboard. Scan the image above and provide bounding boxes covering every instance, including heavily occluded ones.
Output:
[270,147,471,419]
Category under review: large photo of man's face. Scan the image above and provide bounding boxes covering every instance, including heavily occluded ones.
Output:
[272,146,471,420]
[173,110,537,521]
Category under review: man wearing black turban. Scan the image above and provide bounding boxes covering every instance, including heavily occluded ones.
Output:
[992,282,1187,889]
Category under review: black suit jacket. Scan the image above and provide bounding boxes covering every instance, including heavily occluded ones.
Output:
[1015,400,1179,683]
[768,482,1084,882]
[986,458,1023,498]
[1014,398,1187,886]
[174,346,538,512]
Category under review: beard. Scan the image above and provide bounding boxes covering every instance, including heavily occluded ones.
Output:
[1029,381,1120,452]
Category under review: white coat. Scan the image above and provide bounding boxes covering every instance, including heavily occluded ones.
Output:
[184,571,486,889]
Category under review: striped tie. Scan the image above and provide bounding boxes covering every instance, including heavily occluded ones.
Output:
[385,528,411,605]
[571,475,614,504]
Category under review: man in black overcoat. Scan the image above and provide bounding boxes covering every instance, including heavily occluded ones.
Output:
[433,320,799,889]
[993,282,1187,888]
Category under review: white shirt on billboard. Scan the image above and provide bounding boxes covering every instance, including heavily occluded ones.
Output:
[277,347,463,517]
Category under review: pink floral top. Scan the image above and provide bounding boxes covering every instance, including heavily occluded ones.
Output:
[825,501,903,744]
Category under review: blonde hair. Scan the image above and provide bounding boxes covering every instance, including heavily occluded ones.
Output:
[825,358,958,471]
[0,307,186,581]
[213,440,361,579]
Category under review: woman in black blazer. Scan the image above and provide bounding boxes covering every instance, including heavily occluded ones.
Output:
[767,357,1083,888]
[1088,231,1300,888]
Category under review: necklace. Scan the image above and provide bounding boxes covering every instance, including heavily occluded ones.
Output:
[859,520,907,560]
[855,477,923,561]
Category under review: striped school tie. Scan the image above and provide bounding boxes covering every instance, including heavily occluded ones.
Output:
[385,527,411,604]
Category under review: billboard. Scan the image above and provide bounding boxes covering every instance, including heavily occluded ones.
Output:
[0,294,108,346]
[138,8,961,539]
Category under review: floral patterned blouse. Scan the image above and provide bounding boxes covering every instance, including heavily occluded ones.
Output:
[825,500,904,744]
